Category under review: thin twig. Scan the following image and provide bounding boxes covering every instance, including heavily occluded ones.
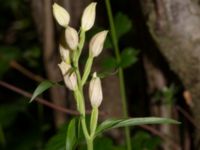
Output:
[176,106,199,130]
[0,80,107,116]
[0,80,79,115]
[10,60,45,82]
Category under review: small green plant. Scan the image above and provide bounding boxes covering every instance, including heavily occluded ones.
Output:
[31,2,179,150]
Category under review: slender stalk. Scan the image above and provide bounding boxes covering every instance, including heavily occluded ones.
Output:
[87,138,94,150]
[105,0,132,150]
[72,28,94,150]
[0,80,80,115]
[81,117,90,139]
[90,107,98,137]
[82,56,93,86]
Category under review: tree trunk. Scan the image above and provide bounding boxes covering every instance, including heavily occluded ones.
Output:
[140,0,200,148]
[143,55,180,150]
[31,0,67,127]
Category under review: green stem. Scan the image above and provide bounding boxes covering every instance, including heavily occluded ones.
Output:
[74,89,85,114]
[81,117,90,139]
[73,29,85,86]
[75,69,82,88]
[119,69,132,150]
[79,29,86,49]
[105,0,132,150]
[90,107,98,137]
[87,138,94,150]
[82,56,93,86]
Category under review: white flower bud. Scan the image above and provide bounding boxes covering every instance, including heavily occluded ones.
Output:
[65,26,79,50]
[81,2,97,31]
[89,72,103,108]
[58,61,77,90]
[89,30,108,57]
[52,3,70,27]
[59,45,70,64]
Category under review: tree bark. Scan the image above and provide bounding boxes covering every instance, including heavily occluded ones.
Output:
[140,0,200,148]
[31,0,67,127]
[143,55,180,150]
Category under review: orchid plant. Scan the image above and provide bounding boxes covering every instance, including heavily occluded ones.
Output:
[30,2,179,150]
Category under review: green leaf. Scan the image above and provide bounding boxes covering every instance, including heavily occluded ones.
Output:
[120,47,139,68]
[101,57,118,71]
[30,80,56,102]
[114,117,179,128]
[114,12,132,39]
[96,117,180,135]
[66,118,77,150]
[95,119,122,136]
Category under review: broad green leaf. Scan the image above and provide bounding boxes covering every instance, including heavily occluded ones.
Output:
[66,118,77,150]
[30,80,56,102]
[101,57,118,71]
[114,12,132,39]
[120,47,138,68]
[96,117,179,135]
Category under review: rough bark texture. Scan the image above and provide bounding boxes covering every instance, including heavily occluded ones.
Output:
[143,55,180,150]
[140,0,200,148]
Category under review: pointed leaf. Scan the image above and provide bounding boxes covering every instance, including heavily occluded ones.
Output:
[114,117,179,128]
[114,12,132,39]
[96,117,180,136]
[30,80,56,102]
[120,47,139,68]
[101,57,118,71]
[95,119,122,135]
[66,118,77,150]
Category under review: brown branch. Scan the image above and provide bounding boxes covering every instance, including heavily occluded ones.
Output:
[0,80,79,115]
[176,106,200,130]
[0,80,107,116]
[10,60,45,82]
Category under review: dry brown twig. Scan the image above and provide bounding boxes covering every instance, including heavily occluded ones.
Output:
[10,60,45,82]
[0,80,107,116]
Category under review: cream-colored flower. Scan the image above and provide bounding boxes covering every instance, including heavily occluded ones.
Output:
[53,3,70,27]
[65,26,79,50]
[58,61,77,90]
[59,45,70,64]
[81,2,97,31]
[89,30,108,57]
[89,72,103,108]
